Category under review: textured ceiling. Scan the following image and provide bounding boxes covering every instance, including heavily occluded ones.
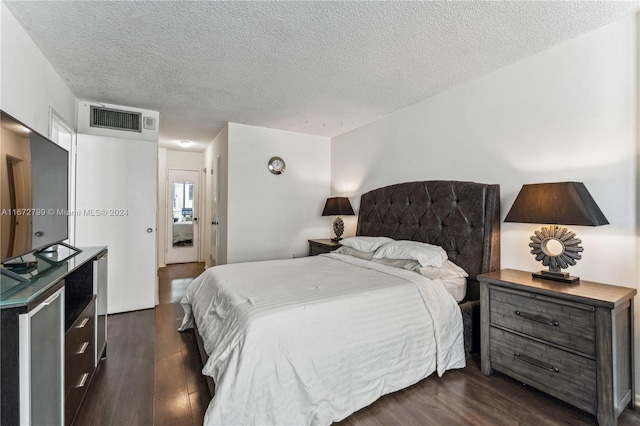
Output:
[5,1,640,152]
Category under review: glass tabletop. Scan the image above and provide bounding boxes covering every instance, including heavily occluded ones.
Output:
[0,246,105,308]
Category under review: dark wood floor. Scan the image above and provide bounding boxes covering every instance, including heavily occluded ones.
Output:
[74,263,640,425]
[74,262,208,426]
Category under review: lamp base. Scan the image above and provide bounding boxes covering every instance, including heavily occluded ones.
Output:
[332,217,345,241]
[532,270,580,284]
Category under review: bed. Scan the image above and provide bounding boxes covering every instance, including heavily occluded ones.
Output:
[180,180,500,425]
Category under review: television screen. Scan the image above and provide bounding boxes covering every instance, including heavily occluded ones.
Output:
[1,111,69,261]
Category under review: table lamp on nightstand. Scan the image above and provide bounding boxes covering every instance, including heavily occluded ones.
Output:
[504,182,609,284]
[322,197,355,241]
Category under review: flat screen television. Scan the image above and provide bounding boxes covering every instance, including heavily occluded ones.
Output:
[1,111,69,262]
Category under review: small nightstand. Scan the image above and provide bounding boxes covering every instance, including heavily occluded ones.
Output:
[478,269,636,426]
[308,239,341,256]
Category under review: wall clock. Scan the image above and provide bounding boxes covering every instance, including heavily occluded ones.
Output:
[268,156,286,175]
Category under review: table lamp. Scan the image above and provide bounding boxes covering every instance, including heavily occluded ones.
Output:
[504,182,609,284]
[322,197,355,241]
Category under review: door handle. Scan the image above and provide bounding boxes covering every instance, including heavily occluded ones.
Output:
[212,221,219,225]
[147,228,153,233]
[193,217,198,221]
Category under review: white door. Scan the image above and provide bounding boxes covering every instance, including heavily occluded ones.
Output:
[166,169,199,264]
[75,134,157,314]
[213,155,221,265]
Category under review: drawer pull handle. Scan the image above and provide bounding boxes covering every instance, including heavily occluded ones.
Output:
[76,317,90,328]
[76,373,89,388]
[514,310,559,327]
[76,341,89,355]
[514,352,559,373]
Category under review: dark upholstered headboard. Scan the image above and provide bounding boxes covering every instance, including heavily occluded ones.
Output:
[356,180,500,300]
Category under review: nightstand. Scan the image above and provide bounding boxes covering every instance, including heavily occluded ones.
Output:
[478,269,636,426]
[308,239,341,256]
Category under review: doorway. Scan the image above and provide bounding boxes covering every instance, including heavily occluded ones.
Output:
[212,155,221,266]
[166,169,200,264]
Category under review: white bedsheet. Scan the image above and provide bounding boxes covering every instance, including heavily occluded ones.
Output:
[179,253,465,425]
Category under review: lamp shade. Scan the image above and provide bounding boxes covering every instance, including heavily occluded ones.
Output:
[504,182,608,226]
[322,197,355,216]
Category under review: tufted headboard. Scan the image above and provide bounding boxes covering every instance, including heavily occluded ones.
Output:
[356,180,500,300]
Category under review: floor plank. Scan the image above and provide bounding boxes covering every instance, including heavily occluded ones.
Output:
[153,351,193,425]
[153,263,206,425]
[155,302,184,361]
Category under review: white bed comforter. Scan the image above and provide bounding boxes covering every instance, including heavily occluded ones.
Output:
[179,253,465,425]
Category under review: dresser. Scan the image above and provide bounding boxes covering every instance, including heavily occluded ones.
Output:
[478,269,635,426]
[1,246,107,426]
[308,239,341,256]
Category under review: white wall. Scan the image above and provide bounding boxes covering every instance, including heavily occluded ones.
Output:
[227,123,331,263]
[166,149,205,170]
[332,13,639,398]
[0,3,77,133]
[157,148,204,266]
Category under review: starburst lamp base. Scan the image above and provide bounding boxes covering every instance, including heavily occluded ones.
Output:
[332,217,345,242]
[529,225,582,284]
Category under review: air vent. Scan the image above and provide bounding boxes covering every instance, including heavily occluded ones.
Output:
[90,106,142,133]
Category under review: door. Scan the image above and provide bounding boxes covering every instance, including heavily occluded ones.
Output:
[166,169,199,264]
[75,135,157,313]
[213,155,221,265]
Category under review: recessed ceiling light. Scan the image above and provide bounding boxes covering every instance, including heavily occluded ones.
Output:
[178,140,192,148]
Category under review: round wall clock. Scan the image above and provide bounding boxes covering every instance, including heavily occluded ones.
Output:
[268,156,286,175]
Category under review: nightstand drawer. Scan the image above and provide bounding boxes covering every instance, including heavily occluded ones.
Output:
[490,327,596,415]
[489,286,595,356]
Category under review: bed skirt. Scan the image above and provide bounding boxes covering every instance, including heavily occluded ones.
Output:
[460,299,480,355]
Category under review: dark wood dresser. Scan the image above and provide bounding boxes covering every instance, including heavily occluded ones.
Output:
[1,246,108,426]
[308,239,341,256]
[478,269,635,426]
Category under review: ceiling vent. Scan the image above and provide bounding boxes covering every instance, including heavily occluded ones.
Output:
[90,106,142,133]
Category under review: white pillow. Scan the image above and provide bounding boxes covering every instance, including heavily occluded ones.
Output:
[415,260,469,280]
[373,240,447,267]
[339,236,394,253]
[334,246,374,261]
[372,258,420,270]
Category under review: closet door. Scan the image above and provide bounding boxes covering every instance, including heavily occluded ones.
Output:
[76,134,157,313]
